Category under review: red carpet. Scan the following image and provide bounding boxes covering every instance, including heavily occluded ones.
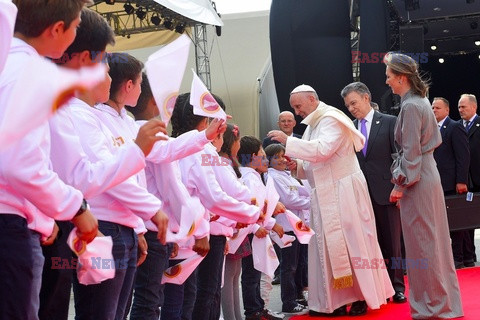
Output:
[291,267,480,320]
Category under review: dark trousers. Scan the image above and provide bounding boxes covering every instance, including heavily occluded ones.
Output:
[241,235,264,317]
[192,235,227,320]
[464,229,477,263]
[280,232,300,311]
[0,214,34,320]
[73,221,137,320]
[181,267,197,320]
[295,243,308,297]
[130,231,171,320]
[39,221,74,320]
[372,202,405,293]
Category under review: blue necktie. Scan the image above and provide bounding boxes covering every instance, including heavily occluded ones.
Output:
[360,118,368,156]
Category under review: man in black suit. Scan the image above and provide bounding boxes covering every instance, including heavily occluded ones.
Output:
[432,97,470,269]
[263,111,301,148]
[341,82,406,306]
[458,94,479,267]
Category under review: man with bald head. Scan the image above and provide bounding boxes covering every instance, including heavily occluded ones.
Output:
[268,85,393,317]
[457,94,479,267]
[263,111,301,148]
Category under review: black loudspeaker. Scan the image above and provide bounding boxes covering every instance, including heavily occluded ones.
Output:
[399,25,424,53]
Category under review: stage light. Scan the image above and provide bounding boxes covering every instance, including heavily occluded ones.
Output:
[175,22,186,34]
[475,40,480,46]
[151,14,161,26]
[431,45,437,50]
[124,2,134,15]
[136,7,146,20]
[439,58,445,63]
[163,17,174,30]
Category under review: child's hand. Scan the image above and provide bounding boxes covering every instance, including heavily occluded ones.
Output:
[272,223,284,238]
[235,222,248,229]
[151,210,169,245]
[170,243,179,258]
[286,158,297,172]
[205,118,227,140]
[41,222,59,246]
[255,227,268,238]
[193,236,210,256]
[137,233,148,266]
[273,202,286,216]
[135,119,168,156]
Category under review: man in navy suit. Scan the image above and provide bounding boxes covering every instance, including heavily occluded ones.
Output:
[432,97,470,268]
[263,111,301,148]
[341,82,406,311]
[458,94,480,267]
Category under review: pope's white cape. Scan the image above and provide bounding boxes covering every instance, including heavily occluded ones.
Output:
[0,57,106,150]
[0,0,16,74]
[145,34,191,125]
[67,228,115,285]
[190,69,227,120]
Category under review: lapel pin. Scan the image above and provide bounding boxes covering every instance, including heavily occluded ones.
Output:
[376,121,380,124]
[476,123,479,127]
[443,126,447,129]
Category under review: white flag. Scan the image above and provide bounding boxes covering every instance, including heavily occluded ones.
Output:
[264,177,280,222]
[145,34,191,125]
[0,0,16,74]
[270,231,296,249]
[162,253,204,285]
[284,209,315,244]
[0,56,106,150]
[67,228,115,285]
[251,235,279,279]
[190,69,227,120]
[227,224,255,254]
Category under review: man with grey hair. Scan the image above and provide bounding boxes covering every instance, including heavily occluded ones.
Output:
[457,93,479,267]
[268,84,394,317]
[263,111,301,148]
[341,82,405,304]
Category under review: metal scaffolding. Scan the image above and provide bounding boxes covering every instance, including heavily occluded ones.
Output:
[193,24,212,90]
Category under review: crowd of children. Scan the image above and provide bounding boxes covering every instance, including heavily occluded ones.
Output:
[0,2,312,320]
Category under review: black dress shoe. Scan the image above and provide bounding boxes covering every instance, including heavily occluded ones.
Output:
[349,301,367,316]
[309,305,347,317]
[393,291,407,303]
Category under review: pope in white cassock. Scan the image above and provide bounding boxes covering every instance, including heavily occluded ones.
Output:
[268,85,394,317]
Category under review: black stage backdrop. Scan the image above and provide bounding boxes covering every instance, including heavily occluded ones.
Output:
[270,0,353,134]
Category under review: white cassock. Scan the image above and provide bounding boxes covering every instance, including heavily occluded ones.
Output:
[285,102,394,313]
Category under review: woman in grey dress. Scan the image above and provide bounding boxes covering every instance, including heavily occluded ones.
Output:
[384,52,463,319]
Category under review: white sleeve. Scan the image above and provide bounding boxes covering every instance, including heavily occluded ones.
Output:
[187,159,260,224]
[2,124,82,220]
[146,130,210,164]
[72,114,162,221]
[285,117,344,163]
[50,109,146,199]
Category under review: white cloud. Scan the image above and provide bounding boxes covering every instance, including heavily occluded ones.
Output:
[214,0,271,14]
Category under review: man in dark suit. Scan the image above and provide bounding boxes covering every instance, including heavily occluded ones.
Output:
[263,111,301,148]
[432,97,470,269]
[341,82,406,307]
[458,94,479,267]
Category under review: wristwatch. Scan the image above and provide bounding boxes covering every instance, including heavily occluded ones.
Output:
[74,199,88,218]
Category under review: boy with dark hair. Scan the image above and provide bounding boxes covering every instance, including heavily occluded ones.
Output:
[0,1,98,319]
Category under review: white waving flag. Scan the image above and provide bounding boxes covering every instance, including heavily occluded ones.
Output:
[161,253,204,285]
[251,235,279,279]
[270,231,296,249]
[0,56,106,150]
[67,228,115,285]
[0,0,16,74]
[190,69,227,120]
[145,34,191,125]
[227,224,255,254]
[284,209,315,244]
[264,177,280,222]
